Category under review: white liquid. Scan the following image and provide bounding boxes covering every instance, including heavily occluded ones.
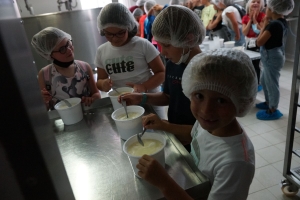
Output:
[116,112,140,120]
[110,92,130,97]
[127,139,163,156]
[58,103,76,109]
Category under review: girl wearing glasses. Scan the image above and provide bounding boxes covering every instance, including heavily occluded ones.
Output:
[32,27,101,110]
[95,3,165,118]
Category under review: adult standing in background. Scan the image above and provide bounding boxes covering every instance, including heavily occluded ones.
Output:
[242,0,265,92]
[217,0,246,46]
[129,0,147,13]
[201,0,217,35]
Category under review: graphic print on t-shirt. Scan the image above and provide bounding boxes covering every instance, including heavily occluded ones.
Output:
[105,55,134,75]
[167,74,182,85]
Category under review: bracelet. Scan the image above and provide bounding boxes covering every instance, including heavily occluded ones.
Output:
[139,93,147,106]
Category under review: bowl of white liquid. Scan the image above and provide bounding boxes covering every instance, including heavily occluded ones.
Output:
[123,132,166,178]
[54,97,83,125]
[111,105,145,140]
[108,87,134,110]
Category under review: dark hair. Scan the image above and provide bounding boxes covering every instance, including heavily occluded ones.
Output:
[100,25,137,38]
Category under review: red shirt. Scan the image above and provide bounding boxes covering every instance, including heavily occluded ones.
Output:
[242,12,265,38]
[129,6,138,13]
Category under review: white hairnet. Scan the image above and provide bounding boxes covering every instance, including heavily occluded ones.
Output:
[136,0,147,6]
[182,49,257,117]
[152,5,205,48]
[216,0,234,6]
[31,27,71,61]
[144,0,156,14]
[245,0,264,13]
[169,0,187,5]
[97,3,136,32]
[267,0,294,15]
[133,8,144,17]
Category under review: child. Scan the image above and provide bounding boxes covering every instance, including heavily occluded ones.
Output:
[200,0,217,35]
[120,5,205,151]
[255,0,294,120]
[95,3,165,118]
[207,0,231,42]
[137,49,257,200]
[242,0,265,92]
[31,27,100,110]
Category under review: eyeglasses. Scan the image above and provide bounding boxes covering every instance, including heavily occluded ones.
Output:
[52,40,73,54]
[102,30,127,39]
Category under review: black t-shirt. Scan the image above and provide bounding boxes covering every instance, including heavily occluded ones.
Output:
[264,18,287,50]
[163,61,196,126]
[193,5,204,18]
[212,15,223,31]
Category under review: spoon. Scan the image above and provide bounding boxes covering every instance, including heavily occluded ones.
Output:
[137,121,151,146]
[112,88,121,95]
[121,97,129,118]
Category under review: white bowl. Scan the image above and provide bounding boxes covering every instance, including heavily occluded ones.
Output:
[111,105,145,140]
[224,41,235,48]
[123,132,166,178]
[108,87,134,110]
[54,97,83,125]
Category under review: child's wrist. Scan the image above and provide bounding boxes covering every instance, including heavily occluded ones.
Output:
[139,93,147,106]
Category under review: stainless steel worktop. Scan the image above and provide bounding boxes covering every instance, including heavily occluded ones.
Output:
[48,98,211,200]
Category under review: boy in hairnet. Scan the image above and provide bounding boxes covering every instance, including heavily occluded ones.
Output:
[255,0,294,120]
[31,27,100,110]
[120,5,205,152]
[95,3,165,118]
[137,49,257,200]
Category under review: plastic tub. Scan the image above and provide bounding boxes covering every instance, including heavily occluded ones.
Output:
[123,132,166,178]
[111,105,145,140]
[108,87,134,110]
[224,41,235,48]
[54,97,83,125]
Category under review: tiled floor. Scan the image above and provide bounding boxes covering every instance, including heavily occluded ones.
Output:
[239,61,300,199]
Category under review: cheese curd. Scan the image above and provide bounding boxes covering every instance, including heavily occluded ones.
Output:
[127,139,163,156]
[116,112,140,120]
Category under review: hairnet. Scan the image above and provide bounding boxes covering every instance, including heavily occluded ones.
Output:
[245,0,264,13]
[136,0,147,6]
[211,0,221,8]
[152,5,205,48]
[267,0,294,15]
[31,27,71,61]
[144,0,156,14]
[133,8,144,17]
[182,49,257,117]
[216,0,234,6]
[97,3,136,32]
[169,0,186,5]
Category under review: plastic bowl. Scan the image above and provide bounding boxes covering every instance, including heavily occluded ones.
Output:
[54,97,83,125]
[123,132,166,178]
[108,87,134,110]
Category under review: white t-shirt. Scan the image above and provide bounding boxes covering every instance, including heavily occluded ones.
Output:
[190,122,255,200]
[222,6,242,30]
[94,36,159,92]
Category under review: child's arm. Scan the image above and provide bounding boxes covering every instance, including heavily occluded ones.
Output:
[142,113,193,144]
[207,13,222,30]
[126,55,165,93]
[256,17,271,47]
[38,69,51,110]
[226,12,240,41]
[82,63,101,106]
[242,14,252,36]
[96,68,112,92]
[137,155,193,200]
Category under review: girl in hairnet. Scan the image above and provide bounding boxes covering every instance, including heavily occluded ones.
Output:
[255,0,294,120]
[120,5,205,152]
[31,27,101,110]
[137,49,257,200]
[95,3,165,117]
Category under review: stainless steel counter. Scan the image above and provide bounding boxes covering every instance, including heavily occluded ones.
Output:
[49,98,211,200]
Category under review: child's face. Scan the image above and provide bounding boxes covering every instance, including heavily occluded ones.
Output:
[51,38,74,62]
[190,89,237,134]
[102,27,129,47]
[266,7,273,18]
[250,0,260,11]
[157,42,188,64]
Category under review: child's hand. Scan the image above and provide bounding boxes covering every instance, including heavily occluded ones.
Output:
[137,155,169,188]
[126,82,146,93]
[117,93,142,105]
[102,78,112,92]
[81,96,94,107]
[41,88,52,104]
[142,113,165,130]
